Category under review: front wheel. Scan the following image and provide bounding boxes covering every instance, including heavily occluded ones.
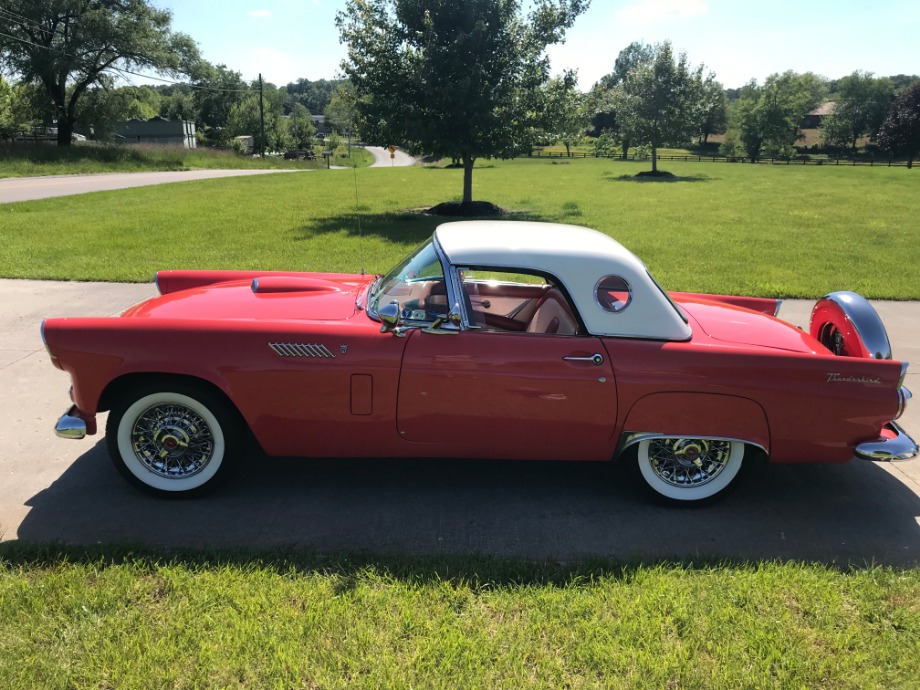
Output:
[106,383,242,497]
[636,437,746,505]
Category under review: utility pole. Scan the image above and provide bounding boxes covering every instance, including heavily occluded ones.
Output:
[258,73,266,159]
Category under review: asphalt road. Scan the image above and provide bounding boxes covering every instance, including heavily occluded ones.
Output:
[1,279,918,564]
[0,169,303,204]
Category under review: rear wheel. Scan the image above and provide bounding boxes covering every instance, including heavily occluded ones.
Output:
[636,437,746,505]
[106,382,242,497]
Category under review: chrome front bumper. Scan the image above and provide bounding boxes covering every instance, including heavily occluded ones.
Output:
[854,421,918,462]
[55,405,88,439]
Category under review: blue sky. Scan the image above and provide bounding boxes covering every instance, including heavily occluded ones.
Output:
[151,0,920,90]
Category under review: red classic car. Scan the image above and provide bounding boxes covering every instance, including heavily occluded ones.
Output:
[42,221,916,504]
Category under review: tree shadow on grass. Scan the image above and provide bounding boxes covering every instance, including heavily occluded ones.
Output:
[292,209,549,243]
[293,212,437,244]
[604,172,713,183]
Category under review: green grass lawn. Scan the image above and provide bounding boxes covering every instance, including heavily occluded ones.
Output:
[1,549,917,690]
[3,159,919,686]
[0,142,374,178]
[1,157,917,298]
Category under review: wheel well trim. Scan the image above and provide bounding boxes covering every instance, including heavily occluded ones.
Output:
[616,432,767,459]
[98,372,235,414]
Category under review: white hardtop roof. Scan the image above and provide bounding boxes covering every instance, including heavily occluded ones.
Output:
[436,221,637,267]
[434,221,692,341]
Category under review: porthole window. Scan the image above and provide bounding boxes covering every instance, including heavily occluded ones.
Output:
[595,276,631,313]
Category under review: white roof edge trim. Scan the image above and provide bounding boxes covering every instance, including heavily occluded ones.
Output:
[434,221,692,341]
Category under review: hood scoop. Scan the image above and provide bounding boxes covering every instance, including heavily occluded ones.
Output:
[251,277,343,294]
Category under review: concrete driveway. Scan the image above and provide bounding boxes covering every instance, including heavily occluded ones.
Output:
[0,169,303,204]
[1,278,918,564]
[364,146,416,167]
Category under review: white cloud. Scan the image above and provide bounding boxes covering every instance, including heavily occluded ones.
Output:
[249,9,272,18]
[616,0,709,23]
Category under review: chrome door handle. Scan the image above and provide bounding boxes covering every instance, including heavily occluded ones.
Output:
[562,353,604,366]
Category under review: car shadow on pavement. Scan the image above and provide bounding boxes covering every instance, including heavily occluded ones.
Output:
[14,440,920,567]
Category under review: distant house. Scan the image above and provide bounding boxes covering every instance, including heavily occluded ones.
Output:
[118,117,196,148]
[797,102,836,148]
[234,135,255,155]
[801,101,836,130]
[279,113,330,137]
[312,115,329,135]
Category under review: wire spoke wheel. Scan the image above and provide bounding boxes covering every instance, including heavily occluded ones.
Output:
[107,384,242,496]
[816,322,847,356]
[636,437,746,504]
[131,402,215,479]
[647,438,730,488]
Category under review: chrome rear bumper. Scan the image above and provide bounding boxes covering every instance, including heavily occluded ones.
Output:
[55,406,88,439]
[854,422,918,462]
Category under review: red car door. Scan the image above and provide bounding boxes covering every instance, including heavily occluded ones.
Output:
[396,330,618,461]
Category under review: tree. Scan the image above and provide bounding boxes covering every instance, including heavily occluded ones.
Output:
[730,71,826,161]
[0,80,51,137]
[695,73,727,144]
[0,0,199,145]
[877,81,920,168]
[886,74,919,94]
[337,0,589,205]
[75,82,161,140]
[820,71,892,150]
[159,89,196,121]
[226,81,289,153]
[541,72,589,156]
[325,81,361,138]
[610,41,703,174]
[285,78,343,116]
[192,62,249,145]
[595,41,655,159]
[0,76,20,138]
[289,102,316,149]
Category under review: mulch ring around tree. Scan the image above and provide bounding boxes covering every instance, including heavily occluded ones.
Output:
[425,201,505,217]
[634,170,677,179]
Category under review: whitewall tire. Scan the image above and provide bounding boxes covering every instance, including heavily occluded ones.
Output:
[636,437,746,504]
[106,384,241,496]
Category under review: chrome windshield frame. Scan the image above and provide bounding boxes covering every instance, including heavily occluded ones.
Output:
[365,234,465,331]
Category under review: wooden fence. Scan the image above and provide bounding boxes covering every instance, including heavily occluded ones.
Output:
[524,150,913,167]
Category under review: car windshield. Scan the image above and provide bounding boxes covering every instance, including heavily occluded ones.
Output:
[367,240,446,321]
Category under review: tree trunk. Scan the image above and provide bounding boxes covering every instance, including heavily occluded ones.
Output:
[621,140,629,160]
[651,141,658,173]
[565,143,571,157]
[908,155,914,170]
[45,78,73,147]
[56,111,74,146]
[462,153,474,204]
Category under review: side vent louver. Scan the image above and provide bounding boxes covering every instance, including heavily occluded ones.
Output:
[269,343,336,358]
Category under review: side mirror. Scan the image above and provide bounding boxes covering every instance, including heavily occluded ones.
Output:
[422,303,462,335]
[378,301,403,335]
[448,304,462,328]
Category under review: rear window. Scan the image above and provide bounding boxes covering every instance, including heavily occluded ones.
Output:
[595,276,631,313]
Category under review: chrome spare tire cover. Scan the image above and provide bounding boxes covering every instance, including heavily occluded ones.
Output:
[810,291,891,360]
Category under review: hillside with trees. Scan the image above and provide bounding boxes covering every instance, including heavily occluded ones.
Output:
[1,0,917,168]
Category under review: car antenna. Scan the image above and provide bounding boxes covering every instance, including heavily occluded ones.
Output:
[352,162,365,276]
